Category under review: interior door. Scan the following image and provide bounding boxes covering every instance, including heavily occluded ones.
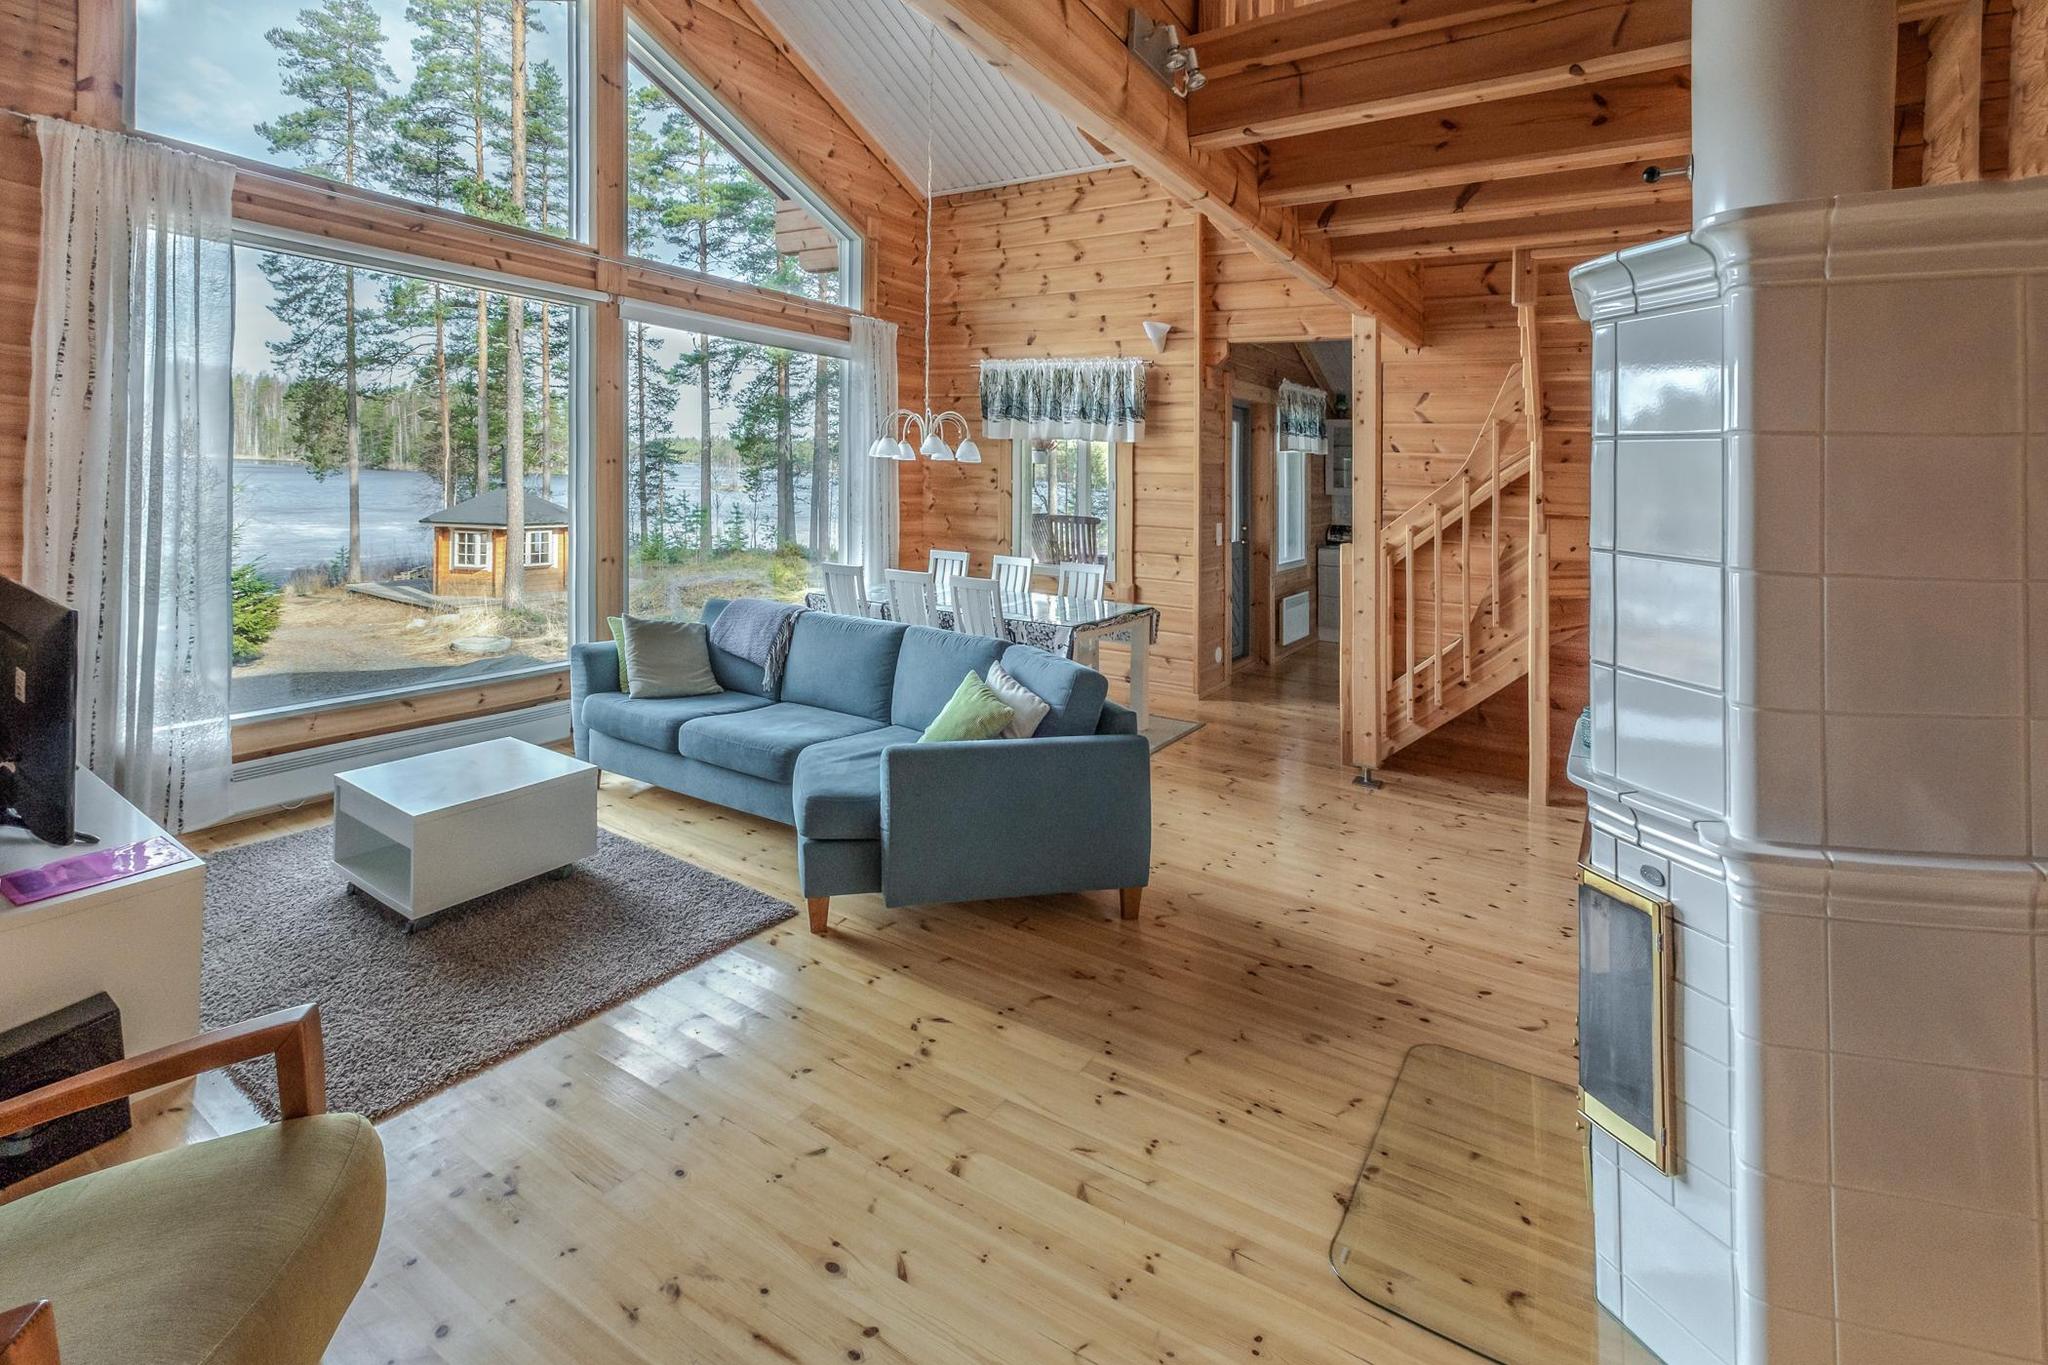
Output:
[1230,403,1252,661]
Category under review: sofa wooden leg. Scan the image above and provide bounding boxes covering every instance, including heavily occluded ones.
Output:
[807,897,830,934]
[1120,887,1143,920]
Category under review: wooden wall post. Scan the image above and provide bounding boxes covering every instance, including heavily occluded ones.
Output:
[73,0,130,128]
[1513,249,1550,806]
[2016,0,2048,179]
[1924,0,1986,184]
[590,0,628,628]
[1342,313,1384,773]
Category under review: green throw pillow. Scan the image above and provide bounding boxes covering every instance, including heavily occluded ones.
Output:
[607,615,631,691]
[921,671,1017,743]
[619,615,722,700]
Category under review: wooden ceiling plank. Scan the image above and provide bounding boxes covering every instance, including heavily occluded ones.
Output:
[1922,0,1986,182]
[1189,0,1691,148]
[1314,161,1687,236]
[1262,70,1693,205]
[894,0,1425,344]
[1189,0,1553,80]
[1329,201,1689,262]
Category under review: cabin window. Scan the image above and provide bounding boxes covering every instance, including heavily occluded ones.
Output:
[621,313,847,613]
[524,529,556,567]
[227,240,586,719]
[1014,439,1115,581]
[454,532,492,571]
[1276,447,1307,572]
[134,0,586,243]
[624,23,856,305]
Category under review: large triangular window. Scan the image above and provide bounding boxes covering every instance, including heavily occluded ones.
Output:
[626,25,857,307]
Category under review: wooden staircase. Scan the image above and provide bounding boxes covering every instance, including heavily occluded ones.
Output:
[1342,253,1552,801]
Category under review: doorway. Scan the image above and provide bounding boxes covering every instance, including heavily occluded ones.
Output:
[1230,402,1252,662]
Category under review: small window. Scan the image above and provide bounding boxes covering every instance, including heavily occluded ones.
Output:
[525,529,556,567]
[453,530,492,571]
[1014,439,1115,580]
[1276,447,1307,571]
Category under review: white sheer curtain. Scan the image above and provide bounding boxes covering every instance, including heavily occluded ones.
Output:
[27,119,237,833]
[845,314,900,573]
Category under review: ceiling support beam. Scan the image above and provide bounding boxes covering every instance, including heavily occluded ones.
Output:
[1262,71,1692,205]
[1313,161,1688,238]
[1189,0,1553,80]
[2018,0,2048,178]
[1330,202,1691,262]
[1189,0,1691,149]
[1922,0,1985,183]
[892,0,1425,346]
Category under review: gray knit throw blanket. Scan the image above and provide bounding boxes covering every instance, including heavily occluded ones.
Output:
[708,598,808,693]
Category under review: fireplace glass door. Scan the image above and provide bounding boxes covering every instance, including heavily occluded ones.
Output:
[1577,866,1674,1171]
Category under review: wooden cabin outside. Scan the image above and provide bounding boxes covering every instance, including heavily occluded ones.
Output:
[421,490,571,602]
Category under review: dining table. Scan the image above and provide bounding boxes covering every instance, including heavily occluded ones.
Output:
[803,585,1162,730]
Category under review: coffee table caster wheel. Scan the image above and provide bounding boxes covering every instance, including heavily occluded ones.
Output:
[547,865,574,881]
[344,883,362,898]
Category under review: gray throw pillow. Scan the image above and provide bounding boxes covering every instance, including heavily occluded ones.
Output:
[620,616,722,699]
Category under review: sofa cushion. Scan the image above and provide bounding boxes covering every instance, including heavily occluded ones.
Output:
[791,725,920,840]
[779,611,907,722]
[582,689,771,752]
[996,644,1109,737]
[0,1113,385,1365]
[890,625,1009,732]
[700,598,777,698]
[679,702,883,783]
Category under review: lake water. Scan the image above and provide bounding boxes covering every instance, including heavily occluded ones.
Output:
[233,460,445,581]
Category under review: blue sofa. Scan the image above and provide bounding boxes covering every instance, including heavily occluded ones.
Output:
[569,599,1152,933]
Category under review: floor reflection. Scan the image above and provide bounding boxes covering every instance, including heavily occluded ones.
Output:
[1331,1046,1659,1364]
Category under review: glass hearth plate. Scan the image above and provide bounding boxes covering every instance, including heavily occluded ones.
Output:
[1330,1045,1657,1364]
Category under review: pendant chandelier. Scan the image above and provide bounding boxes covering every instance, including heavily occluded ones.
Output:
[866,22,980,464]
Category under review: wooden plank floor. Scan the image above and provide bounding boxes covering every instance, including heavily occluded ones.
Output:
[47,644,1586,1364]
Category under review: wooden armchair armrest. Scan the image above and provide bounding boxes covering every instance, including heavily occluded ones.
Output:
[0,1004,326,1137]
[0,1300,58,1364]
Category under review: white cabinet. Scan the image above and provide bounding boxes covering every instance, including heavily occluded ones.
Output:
[0,771,204,1070]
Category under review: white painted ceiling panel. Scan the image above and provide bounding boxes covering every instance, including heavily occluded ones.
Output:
[747,0,1114,195]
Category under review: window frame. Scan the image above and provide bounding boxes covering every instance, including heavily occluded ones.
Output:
[454,530,495,572]
[225,227,597,726]
[1275,445,1308,573]
[525,528,558,568]
[624,20,863,301]
[616,298,853,608]
[1011,437,1117,583]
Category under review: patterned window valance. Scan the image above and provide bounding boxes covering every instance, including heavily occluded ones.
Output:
[1279,380,1331,456]
[979,356,1147,443]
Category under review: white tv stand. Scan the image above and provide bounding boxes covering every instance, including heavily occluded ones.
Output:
[0,770,205,1070]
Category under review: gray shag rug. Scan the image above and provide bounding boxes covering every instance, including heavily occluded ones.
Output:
[201,826,793,1120]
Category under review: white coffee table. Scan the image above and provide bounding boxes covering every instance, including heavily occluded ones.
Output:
[333,738,599,930]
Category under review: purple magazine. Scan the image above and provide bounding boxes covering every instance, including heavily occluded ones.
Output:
[0,836,194,906]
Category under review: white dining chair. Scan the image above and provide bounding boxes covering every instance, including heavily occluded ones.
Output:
[820,562,871,617]
[991,554,1034,603]
[928,549,969,600]
[1055,561,1107,601]
[949,576,1006,639]
[884,568,940,628]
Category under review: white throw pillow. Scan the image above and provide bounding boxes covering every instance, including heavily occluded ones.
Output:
[985,660,1052,739]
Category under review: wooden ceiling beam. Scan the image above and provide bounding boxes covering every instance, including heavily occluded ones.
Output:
[893,0,1425,345]
[1188,0,1554,80]
[1189,0,1691,149]
[1312,160,1687,237]
[1262,70,1692,206]
[1328,201,1690,261]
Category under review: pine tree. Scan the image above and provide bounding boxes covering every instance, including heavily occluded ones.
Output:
[258,0,393,583]
[628,322,685,554]
[390,14,473,507]
[500,0,530,605]
[525,59,570,499]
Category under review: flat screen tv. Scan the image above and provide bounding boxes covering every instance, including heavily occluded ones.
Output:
[0,578,77,845]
